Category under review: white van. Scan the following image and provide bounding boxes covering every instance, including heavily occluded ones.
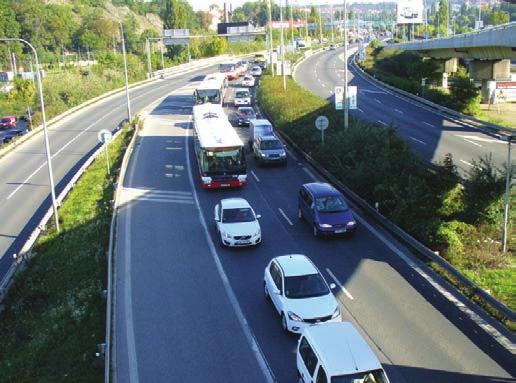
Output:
[248,118,274,148]
[297,322,390,383]
[234,88,251,106]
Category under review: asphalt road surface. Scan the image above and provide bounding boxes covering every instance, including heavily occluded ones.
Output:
[294,47,510,176]
[114,74,515,382]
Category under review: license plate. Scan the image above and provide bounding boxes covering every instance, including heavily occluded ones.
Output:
[237,241,250,244]
[220,183,230,187]
[335,229,346,234]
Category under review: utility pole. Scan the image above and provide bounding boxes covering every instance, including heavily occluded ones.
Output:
[119,22,132,122]
[146,39,152,79]
[268,0,275,76]
[502,136,513,253]
[330,3,335,43]
[289,0,294,47]
[305,8,308,37]
[280,0,286,90]
[318,4,323,43]
[343,0,348,129]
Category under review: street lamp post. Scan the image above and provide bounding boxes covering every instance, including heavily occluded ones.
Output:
[502,135,514,253]
[268,0,275,76]
[343,0,349,129]
[279,0,286,90]
[119,22,132,122]
[0,38,60,232]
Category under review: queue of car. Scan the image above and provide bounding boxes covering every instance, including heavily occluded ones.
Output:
[207,56,389,383]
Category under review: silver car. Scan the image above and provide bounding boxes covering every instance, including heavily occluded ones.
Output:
[253,134,287,166]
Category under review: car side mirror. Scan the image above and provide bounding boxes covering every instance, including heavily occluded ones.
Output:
[330,283,337,290]
[256,214,262,219]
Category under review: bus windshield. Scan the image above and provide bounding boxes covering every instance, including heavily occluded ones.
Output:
[195,89,220,104]
[201,148,246,175]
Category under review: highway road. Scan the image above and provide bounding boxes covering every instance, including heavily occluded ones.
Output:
[114,75,515,382]
[294,47,510,175]
[0,60,225,280]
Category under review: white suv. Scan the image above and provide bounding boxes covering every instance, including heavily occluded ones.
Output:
[264,255,341,333]
[214,198,261,247]
[234,88,251,106]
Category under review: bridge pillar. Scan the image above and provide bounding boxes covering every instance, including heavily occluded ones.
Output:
[435,58,458,74]
[469,59,511,102]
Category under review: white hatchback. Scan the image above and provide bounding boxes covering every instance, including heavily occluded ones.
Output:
[234,88,251,106]
[241,75,255,87]
[264,255,341,333]
[214,198,261,247]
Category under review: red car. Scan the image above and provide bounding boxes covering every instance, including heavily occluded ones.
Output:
[0,115,16,130]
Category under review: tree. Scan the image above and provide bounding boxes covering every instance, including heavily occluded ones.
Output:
[489,10,509,25]
[435,0,449,37]
[449,66,479,113]
[162,0,189,30]
[196,11,213,31]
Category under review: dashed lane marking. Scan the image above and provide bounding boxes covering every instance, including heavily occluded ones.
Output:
[251,170,260,183]
[278,208,294,226]
[326,268,354,300]
[410,137,427,146]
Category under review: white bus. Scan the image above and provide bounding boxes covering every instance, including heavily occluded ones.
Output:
[192,104,247,189]
[193,73,228,105]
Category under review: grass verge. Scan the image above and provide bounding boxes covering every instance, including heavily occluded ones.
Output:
[0,124,134,382]
[258,74,515,330]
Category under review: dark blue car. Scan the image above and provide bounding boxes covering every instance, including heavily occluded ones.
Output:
[298,182,357,238]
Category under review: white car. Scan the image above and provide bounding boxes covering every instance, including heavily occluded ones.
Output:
[264,255,341,333]
[241,75,255,87]
[250,66,262,76]
[214,198,261,247]
[234,88,251,106]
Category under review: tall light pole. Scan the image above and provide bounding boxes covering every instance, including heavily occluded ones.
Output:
[318,4,323,44]
[145,38,152,79]
[119,22,132,122]
[268,0,275,76]
[279,0,286,90]
[502,135,514,253]
[343,0,349,129]
[0,38,60,232]
[289,0,294,47]
[330,3,335,43]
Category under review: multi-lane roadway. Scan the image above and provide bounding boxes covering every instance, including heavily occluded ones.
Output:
[294,47,509,175]
[114,73,514,382]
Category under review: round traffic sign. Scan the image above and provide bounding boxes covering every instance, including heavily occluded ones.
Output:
[98,129,113,144]
[315,116,329,131]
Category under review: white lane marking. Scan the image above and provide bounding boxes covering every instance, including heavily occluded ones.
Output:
[462,138,483,148]
[460,159,475,167]
[410,137,427,146]
[356,214,515,352]
[124,133,142,383]
[251,170,260,183]
[374,98,382,104]
[377,120,388,126]
[423,122,435,128]
[184,120,275,382]
[302,167,318,181]
[326,268,354,300]
[278,208,294,226]
[321,83,326,88]
[454,134,505,145]
[361,89,387,95]
[394,109,404,114]
[134,197,194,204]
[357,108,364,113]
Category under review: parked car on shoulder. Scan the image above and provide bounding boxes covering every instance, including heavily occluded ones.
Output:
[250,66,262,77]
[234,88,251,106]
[0,115,16,130]
[253,134,287,166]
[214,198,262,247]
[236,107,256,126]
[241,74,255,87]
[264,254,340,333]
[298,182,357,237]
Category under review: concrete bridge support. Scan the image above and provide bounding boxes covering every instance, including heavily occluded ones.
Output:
[469,59,511,102]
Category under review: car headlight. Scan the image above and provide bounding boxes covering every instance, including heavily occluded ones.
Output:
[320,223,332,228]
[261,153,266,157]
[280,152,286,157]
[346,221,356,227]
[222,232,232,239]
[331,307,340,319]
[287,311,302,322]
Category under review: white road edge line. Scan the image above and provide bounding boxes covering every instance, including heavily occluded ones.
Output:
[124,134,142,383]
[463,138,483,148]
[357,108,364,113]
[326,268,354,300]
[374,98,381,104]
[460,159,475,167]
[423,122,435,128]
[394,109,404,114]
[377,120,388,126]
[184,119,275,383]
[355,214,515,352]
[278,208,294,226]
[251,170,260,183]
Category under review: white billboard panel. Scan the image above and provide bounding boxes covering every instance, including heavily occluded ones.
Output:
[397,0,424,24]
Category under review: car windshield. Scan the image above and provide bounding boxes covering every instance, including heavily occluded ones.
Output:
[284,274,329,299]
[239,109,255,116]
[331,369,389,383]
[236,91,249,98]
[261,140,283,150]
[252,67,260,71]
[315,196,349,213]
[244,76,253,81]
[222,208,255,223]
[1,118,10,123]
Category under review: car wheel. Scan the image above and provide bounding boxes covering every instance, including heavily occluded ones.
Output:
[281,313,288,332]
[264,282,270,301]
[297,207,303,220]
[313,225,319,238]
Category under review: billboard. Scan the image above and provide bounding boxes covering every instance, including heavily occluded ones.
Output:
[396,0,424,24]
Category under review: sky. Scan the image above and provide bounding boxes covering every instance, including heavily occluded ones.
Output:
[190,0,394,11]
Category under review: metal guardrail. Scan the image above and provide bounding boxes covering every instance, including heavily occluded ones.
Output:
[258,96,516,325]
[350,55,513,138]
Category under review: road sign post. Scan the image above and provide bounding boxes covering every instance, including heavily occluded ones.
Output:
[347,86,357,110]
[315,115,329,144]
[98,129,113,175]
[335,86,344,110]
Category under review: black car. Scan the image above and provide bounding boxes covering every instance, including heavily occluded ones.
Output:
[255,60,267,70]
[237,107,256,126]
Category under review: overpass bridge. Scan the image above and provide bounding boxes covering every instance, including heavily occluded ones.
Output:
[392,23,516,102]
